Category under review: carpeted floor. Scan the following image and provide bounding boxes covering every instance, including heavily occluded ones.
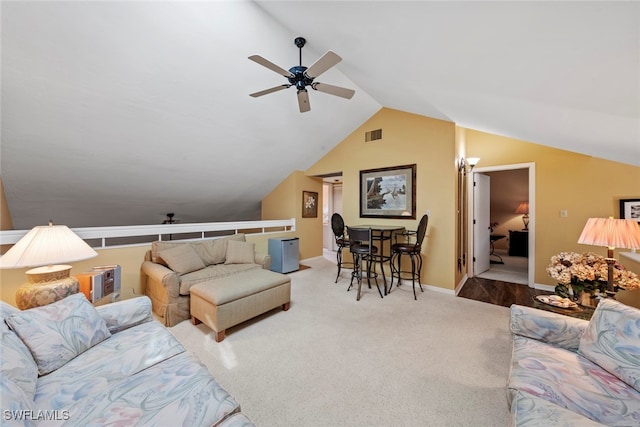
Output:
[169,257,512,427]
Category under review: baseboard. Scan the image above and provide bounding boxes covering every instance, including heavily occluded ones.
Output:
[533,283,555,292]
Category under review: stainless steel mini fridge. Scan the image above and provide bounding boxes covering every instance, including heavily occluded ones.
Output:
[269,237,299,273]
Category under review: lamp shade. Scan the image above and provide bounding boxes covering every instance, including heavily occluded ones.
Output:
[515,202,529,214]
[0,223,97,269]
[577,218,640,250]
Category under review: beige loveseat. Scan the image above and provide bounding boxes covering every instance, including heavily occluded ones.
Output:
[141,233,271,327]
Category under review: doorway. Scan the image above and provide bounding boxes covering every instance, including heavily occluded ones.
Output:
[322,176,344,254]
[470,163,535,287]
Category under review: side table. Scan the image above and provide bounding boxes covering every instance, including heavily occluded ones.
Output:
[532,298,595,321]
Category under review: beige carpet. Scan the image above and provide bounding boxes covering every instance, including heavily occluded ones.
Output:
[169,257,512,427]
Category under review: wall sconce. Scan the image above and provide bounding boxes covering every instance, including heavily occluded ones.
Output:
[515,202,529,230]
[458,157,480,175]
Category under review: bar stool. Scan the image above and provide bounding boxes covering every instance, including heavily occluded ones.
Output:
[331,213,353,283]
[390,214,429,299]
[346,226,383,301]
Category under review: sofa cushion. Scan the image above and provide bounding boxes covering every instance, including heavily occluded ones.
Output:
[0,302,38,400]
[158,244,206,275]
[198,234,246,265]
[579,298,640,392]
[508,334,640,426]
[179,263,261,295]
[511,390,607,426]
[35,321,184,409]
[5,293,111,376]
[55,352,240,427]
[151,234,247,266]
[0,374,38,427]
[225,240,255,265]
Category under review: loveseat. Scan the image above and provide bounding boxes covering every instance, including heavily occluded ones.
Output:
[508,298,640,426]
[1,293,254,426]
[141,233,271,327]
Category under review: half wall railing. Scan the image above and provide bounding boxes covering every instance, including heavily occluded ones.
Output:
[0,219,296,249]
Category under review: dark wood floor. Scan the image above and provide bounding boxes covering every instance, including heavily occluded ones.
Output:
[457,276,552,308]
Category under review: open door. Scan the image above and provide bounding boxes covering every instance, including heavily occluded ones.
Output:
[473,173,491,275]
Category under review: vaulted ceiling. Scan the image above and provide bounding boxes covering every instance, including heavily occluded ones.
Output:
[2,1,638,229]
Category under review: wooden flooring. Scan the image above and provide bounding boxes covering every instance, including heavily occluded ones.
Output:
[457,276,551,308]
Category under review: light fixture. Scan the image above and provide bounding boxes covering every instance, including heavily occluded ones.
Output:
[515,202,529,230]
[0,221,98,309]
[577,217,640,292]
[458,157,480,174]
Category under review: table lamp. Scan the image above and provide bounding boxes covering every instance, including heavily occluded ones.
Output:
[515,202,529,230]
[577,217,640,292]
[0,221,98,309]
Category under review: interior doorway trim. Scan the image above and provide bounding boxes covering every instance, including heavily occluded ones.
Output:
[467,162,536,287]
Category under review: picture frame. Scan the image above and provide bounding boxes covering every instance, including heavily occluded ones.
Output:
[302,191,319,218]
[360,164,416,219]
[619,198,640,222]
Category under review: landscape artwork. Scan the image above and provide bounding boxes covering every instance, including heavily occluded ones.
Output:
[360,164,416,219]
[620,199,640,222]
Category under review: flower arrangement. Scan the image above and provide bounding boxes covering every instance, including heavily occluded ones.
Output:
[546,252,640,298]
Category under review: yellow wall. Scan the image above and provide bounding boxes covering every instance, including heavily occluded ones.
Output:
[306,107,458,290]
[262,170,323,260]
[466,129,640,286]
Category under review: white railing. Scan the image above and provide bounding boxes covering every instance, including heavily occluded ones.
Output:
[0,219,296,249]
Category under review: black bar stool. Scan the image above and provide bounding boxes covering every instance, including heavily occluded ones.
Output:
[389,214,429,299]
[331,213,353,283]
[346,226,383,301]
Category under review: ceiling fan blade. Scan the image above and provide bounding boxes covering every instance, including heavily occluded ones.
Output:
[297,89,310,113]
[312,82,355,99]
[248,55,293,78]
[305,51,342,79]
[249,85,291,98]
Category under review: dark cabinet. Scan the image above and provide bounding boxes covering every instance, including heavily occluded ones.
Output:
[509,230,528,257]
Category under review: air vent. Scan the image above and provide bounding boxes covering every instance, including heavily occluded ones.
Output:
[365,129,382,142]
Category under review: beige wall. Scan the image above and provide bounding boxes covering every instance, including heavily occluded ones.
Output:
[466,128,640,287]
[306,107,458,290]
[262,170,323,260]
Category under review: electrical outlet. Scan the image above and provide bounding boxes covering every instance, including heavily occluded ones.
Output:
[560,209,568,218]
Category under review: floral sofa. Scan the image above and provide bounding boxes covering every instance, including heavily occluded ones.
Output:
[141,233,271,327]
[1,293,254,426]
[508,298,640,426]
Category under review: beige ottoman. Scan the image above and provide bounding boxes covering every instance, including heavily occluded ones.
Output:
[190,269,291,342]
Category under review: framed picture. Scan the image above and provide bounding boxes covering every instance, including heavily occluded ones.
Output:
[302,191,318,218]
[620,198,640,222]
[360,164,416,219]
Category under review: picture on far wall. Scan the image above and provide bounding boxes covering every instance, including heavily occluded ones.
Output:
[620,198,640,222]
[360,164,416,219]
[302,191,318,218]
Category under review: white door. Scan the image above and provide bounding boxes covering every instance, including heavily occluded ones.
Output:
[473,173,491,274]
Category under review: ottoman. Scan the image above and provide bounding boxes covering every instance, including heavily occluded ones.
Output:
[190,269,291,342]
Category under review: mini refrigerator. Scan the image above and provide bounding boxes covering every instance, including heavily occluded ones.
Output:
[269,237,299,273]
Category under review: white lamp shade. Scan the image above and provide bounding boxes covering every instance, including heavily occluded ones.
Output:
[0,224,97,268]
[578,218,640,250]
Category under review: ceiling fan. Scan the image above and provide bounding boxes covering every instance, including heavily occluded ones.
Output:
[249,37,355,113]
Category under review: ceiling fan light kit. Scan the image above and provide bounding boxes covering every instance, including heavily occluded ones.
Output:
[249,37,355,113]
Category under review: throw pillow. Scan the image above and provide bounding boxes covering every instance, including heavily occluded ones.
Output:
[224,240,256,265]
[158,244,206,274]
[578,298,640,392]
[5,293,111,376]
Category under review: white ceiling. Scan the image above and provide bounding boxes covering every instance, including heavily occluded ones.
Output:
[2,1,638,229]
